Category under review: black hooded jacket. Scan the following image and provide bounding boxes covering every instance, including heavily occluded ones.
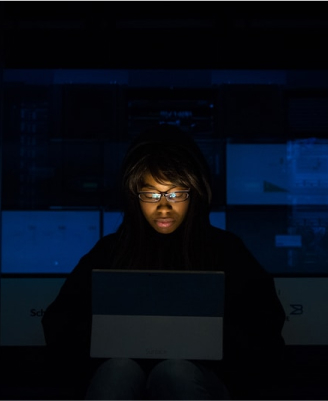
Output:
[41,225,286,397]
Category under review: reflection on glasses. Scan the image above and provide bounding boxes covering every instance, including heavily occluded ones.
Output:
[138,190,190,203]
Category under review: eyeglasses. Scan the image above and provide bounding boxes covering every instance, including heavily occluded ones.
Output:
[138,189,190,203]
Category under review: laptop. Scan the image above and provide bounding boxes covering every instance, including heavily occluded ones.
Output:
[90,269,225,360]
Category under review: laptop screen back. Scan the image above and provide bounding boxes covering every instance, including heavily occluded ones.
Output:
[90,270,225,360]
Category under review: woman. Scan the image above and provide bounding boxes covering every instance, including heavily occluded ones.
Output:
[42,124,286,400]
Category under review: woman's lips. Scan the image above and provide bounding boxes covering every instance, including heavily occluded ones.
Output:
[155,218,175,228]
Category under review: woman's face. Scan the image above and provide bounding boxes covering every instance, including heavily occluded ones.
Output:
[138,172,190,234]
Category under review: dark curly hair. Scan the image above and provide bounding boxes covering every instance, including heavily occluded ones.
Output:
[111,124,213,270]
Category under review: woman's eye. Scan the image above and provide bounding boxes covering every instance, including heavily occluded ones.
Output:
[147,193,160,199]
[169,192,181,198]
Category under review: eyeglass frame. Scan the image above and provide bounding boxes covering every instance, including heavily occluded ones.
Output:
[138,189,190,203]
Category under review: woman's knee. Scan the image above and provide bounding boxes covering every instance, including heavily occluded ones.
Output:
[85,358,146,400]
[146,359,229,400]
[148,359,197,384]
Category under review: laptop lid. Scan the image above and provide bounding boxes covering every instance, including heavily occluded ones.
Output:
[90,269,225,360]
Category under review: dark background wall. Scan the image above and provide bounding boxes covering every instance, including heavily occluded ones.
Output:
[1,1,328,70]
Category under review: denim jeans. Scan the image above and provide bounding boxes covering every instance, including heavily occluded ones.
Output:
[84,358,231,400]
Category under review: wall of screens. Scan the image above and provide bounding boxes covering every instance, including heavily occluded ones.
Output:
[1,71,328,278]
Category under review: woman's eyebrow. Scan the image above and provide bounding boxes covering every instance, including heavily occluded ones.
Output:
[141,183,176,191]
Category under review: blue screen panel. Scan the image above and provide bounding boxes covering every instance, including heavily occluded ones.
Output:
[286,205,328,274]
[103,211,124,236]
[1,210,101,274]
[226,141,328,206]
[226,144,290,205]
[286,140,328,205]
[226,206,289,274]
[209,211,226,230]
[226,205,328,275]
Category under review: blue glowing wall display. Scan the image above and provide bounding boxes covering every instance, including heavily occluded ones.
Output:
[226,141,328,205]
[103,211,124,236]
[209,212,226,230]
[226,144,290,205]
[286,140,328,205]
[285,206,328,273]
[226,207,290,274]
[1,210,101,274]
[226,206,328,275]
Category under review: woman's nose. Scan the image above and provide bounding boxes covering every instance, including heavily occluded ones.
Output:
[156,196,172,208]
